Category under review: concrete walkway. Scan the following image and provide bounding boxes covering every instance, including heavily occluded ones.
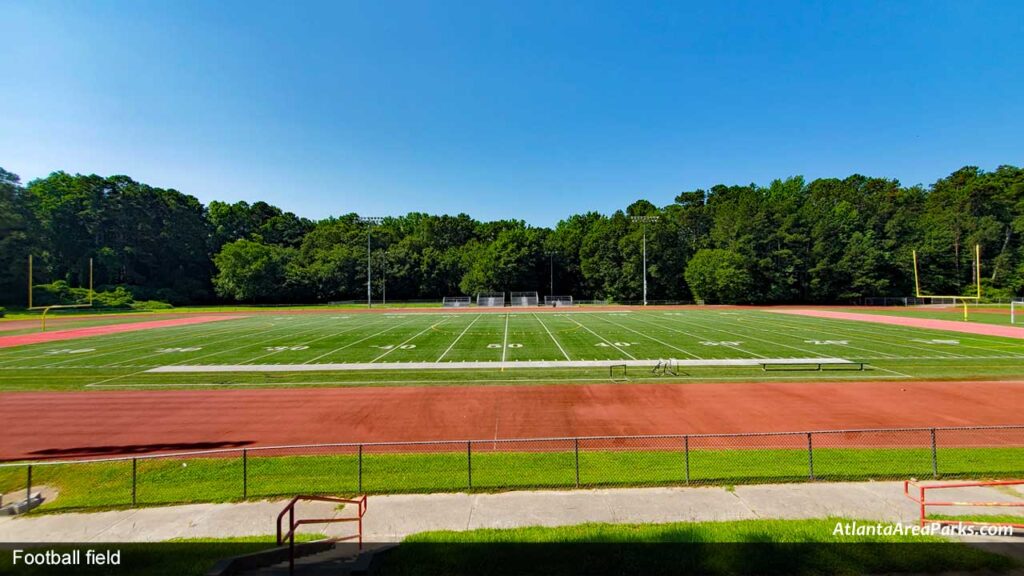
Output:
[1,482,1021,544]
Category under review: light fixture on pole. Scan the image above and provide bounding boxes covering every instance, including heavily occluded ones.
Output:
[630,215,659,306]
[359,217,384,308]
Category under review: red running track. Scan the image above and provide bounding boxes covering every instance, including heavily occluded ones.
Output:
[774,309,1024,339]
[0,315,242,349]
[3,380,1023,461]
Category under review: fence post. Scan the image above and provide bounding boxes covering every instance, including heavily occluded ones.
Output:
[132,458,137,507]
[807,433,814,480]
[26,465,32,512]
[358,445,363,493]
[930,428,938,478]
[574,438,580,488]
[684,436,690,485]
[242,450,248,499]
[467,442,473,489]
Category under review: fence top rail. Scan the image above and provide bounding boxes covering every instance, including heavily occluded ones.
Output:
[3,423,1023,469]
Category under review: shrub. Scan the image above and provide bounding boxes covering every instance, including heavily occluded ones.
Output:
[0,307,6,318]
[130,300,174,310]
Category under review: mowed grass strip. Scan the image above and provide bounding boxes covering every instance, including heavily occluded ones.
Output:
[378,519,1017,576]
[4,446,1023,512]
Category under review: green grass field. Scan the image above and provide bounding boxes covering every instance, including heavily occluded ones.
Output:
[5,445,1023,513]
[375,519,1017,575]
[2,308,1024,391]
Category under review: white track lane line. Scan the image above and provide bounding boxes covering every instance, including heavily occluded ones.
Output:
[437,314,482,362]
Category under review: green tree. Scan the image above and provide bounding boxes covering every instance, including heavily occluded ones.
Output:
[212,239,295,302]
[684,249,753,304]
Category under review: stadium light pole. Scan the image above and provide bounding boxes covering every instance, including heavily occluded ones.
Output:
[359,217,383,308]
[546,252,555,296]
[630,215,659,306]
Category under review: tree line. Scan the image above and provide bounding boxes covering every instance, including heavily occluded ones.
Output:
[1,164,1023,307]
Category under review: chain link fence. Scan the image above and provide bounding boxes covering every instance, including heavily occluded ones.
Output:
[2,425,1022,512]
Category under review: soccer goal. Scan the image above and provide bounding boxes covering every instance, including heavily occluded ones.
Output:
[510,291,539,307]
[476,292,506,307]
[442,296,471,308]
[544,295,574,307]
[1012,299,1024,325]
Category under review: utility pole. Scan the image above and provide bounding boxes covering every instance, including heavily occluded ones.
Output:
[631,215,659,306]
[359,217,383,308]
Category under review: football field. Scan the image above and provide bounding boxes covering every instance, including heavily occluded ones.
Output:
[2,308,1024,390]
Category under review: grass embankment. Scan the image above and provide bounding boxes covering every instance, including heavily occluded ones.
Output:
[2,447,1022,513]
[373,519,1017,575]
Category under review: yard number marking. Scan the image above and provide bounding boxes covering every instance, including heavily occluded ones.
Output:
[157,347,203,353]
[264,345,309,351]
[911,339,960,345]
[700,341,743,346]
[372,344,417,350]
[594,342,636,347]
[488,343,522,348]
[804,340,849,345]
[44,348,95,355]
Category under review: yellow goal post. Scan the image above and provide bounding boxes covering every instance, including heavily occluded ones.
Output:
[28,255,95,331]
[911,244,981,321]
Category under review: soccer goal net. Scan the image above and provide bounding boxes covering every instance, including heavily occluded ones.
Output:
[510,291,539,307]
[1012,299,1024,325]
[442,296,471,308]
[544,295,574,307]
[477,292,505,307]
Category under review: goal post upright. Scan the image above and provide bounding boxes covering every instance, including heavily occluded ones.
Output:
[911,244,981,321]
[28,255,95,331]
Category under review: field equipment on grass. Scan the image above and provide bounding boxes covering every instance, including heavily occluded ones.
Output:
[911,244,981,321]
[1012,299,1024,325]
[652,359,678,376]
[28,256,94,331]
[442,296,471,308]
[476,292,505,307]
[609,363,628,382]
[544,295,574,307]
[510,291,539,307]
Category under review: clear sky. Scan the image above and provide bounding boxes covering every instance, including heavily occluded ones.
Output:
[3,1,1022,227]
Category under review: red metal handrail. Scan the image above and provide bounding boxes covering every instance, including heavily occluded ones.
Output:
[276,494,367,574]
[903,479,1024,529]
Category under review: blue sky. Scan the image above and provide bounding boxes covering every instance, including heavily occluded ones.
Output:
[2,1,1022,226]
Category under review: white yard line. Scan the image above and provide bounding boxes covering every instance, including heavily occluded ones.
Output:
[744,313,970,358]
[564,315,637,360]
[372,318,450,363]
[35,320,267,368]
[296,317,420,364]
[163,317,352,367]
[589,314,704,359]
[501,313,510,363]
[642,314,830,359]
[534,313,571,361]
[437,315,482,362]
